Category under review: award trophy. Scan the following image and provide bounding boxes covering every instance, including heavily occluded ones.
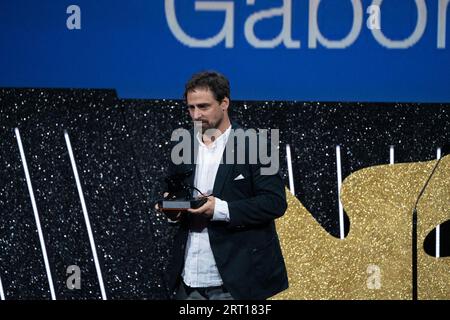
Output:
[156,170,207,213]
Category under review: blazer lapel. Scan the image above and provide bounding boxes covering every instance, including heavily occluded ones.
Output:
[185,129,198,191]
[212,153,233,198]
[212,122,239,197]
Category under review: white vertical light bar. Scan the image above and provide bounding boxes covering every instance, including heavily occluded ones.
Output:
[390,145,395,165]
[15,128,56,300]
[0,275,5,300]
[436,147,442,258]
[286,144,295,195]
[336,145,344,240]
[436,225,441,258]
[64,130,107,300]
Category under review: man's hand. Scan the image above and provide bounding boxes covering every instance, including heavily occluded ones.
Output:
[187,196,215,218]
[154,192,169,211]
[155,192,183,221]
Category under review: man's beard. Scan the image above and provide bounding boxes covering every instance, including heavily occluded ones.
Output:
[196,118,221,133]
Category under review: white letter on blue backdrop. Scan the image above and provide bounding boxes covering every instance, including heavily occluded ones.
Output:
[438,0,450,49]
[165,0,234,48]
[366,5,381,30]
[371,0,427,49]
[309,0,363,48]
[66,5,81,30]
[244,0,300,48]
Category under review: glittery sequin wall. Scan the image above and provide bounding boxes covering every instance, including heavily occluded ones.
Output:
[0,88,448,299]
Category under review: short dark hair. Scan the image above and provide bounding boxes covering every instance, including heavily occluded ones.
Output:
[184,71,230,103]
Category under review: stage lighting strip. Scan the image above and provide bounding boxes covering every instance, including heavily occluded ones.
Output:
[0,275,5,300]
[64,130,107,300]
[286,144,295,195]
[336,145,345,240]
[390,145,395,165]
[436,147,442,258]
[15,128,56,300]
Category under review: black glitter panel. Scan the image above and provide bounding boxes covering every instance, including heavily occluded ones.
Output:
[0,88,448,299]
[0,89,168,299]
[62,92,167,299]
[3,89,104,299]
[121,100,189,285]
[0,100,52,299]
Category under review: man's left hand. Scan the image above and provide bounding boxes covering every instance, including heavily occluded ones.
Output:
[187,196,215,218]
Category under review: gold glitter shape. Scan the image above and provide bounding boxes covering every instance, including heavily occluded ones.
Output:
[272,155,449,300]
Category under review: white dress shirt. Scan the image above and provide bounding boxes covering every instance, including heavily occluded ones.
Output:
[181,125,231,288]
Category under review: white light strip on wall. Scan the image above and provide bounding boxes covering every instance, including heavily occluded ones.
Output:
[436,225,441,258]
[390,145,395,165]
[336,145,344,240]
[64,130,107,300]
[436,147,442,258]
[0,275,5,300]
[286,144,295,195]
[15,128,56,300]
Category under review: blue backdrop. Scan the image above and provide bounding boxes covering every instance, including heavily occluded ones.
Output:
[0,0,449,102]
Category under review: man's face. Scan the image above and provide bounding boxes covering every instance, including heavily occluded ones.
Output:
[186,88,229,133]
